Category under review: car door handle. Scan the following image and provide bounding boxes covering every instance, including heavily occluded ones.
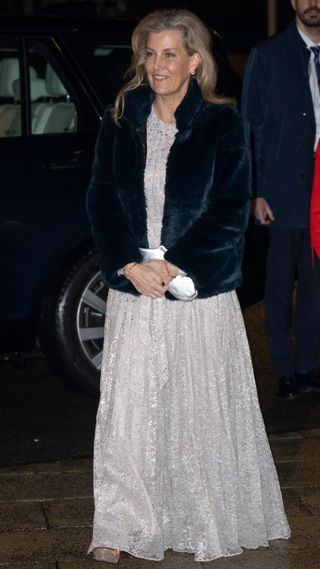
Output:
[41,153,87,170]
[41,159,81,170]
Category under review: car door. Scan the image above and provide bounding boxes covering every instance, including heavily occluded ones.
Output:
[1,34,101,334]
[0,35,39,347]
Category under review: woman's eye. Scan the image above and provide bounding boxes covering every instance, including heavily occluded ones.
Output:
[145,51,154,59]
[165,52,175,58]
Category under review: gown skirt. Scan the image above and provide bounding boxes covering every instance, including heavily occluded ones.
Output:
[88,288,290,562]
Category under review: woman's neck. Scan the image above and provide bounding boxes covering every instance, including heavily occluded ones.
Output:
[153,97,177,124]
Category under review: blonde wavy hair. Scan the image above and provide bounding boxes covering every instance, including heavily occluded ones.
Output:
[111,8,234,124]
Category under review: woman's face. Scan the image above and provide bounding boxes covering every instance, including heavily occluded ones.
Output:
[144,29,199,104]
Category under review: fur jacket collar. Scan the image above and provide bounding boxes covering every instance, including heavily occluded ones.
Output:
[123,77,203,135]
[87,79,251,299]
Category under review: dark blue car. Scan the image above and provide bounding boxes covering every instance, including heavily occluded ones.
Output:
[0,16,266,395]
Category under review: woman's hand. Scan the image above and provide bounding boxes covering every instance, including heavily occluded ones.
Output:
[144,259,179,281]
[163,260,179,278]
[143,260,171,282]
[124,262,168,298]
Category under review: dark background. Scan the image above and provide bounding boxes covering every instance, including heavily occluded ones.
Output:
[0,0,294,35]
[0,1,296,78]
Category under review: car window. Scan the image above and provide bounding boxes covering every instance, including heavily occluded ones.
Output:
[26,45,78,136]
[92,45,132,98]
[0,39,21,138]
[62,30,132,106]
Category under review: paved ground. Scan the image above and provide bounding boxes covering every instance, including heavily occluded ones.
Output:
[244,302,320,433]
[1,301,320,567]
[0,354,97,467]
[1,428,320,568]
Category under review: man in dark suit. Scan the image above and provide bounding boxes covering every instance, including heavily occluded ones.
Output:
[242,0,320,398]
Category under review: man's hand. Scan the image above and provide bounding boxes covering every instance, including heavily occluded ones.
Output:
[251,197,275,225]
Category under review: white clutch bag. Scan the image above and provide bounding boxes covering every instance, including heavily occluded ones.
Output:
[139,246,198,301]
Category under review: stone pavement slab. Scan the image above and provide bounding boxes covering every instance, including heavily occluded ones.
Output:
[203,549,320,569]
[277,461,320,488]
[269,515,320,549]
[0,458,92,475]
[116,550,206,568]
[281,488,311,517]
[58,551,206,569]
[269,434,320,462]
[0,527,92,563]
[0,469,92,501]
[44,496,94,528]
[0,501,47,532]
[0,561,56,569]
[293,487,320,514]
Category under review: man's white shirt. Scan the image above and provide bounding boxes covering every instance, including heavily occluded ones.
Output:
[297,25,320,150]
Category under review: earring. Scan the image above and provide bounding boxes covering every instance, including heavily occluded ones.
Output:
[191,69,196,76]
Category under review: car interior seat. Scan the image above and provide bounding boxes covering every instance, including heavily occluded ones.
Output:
[32,64,76,134]
[0,58,20,136]
[0,59,38,137]
[9,75,49,136]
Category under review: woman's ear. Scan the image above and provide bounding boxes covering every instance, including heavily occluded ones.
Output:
[190,52,201,75]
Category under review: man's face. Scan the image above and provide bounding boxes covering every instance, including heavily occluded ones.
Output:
[291,0,320,27]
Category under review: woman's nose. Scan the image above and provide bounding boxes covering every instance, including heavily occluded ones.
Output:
[153,55,163,70]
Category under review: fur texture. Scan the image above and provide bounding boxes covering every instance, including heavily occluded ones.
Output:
[87,80,251,299]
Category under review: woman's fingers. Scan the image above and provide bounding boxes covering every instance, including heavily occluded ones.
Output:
[143,260,177,282]
[143,260,168,279]
[126,264,168,297]
[135,279,166,297]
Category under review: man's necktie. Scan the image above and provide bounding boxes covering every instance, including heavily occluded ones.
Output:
[311,46,320,92]
[310,47,320,265]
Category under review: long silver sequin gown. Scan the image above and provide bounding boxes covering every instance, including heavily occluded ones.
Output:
[89,109,290,562]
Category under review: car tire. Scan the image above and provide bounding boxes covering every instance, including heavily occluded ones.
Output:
[39,249,108,397]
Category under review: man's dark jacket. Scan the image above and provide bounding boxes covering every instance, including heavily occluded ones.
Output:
[86,80,251,299]
[242,22,315,228]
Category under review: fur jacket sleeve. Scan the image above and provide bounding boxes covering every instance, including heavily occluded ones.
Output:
[86,81,251,299]
[86,110,144,293]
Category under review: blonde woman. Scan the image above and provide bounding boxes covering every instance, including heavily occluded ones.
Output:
[87,8,290,564]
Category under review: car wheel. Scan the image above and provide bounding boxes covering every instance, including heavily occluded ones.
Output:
[39,249,108,397]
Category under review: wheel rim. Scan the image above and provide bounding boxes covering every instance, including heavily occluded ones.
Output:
[76,270,108,370]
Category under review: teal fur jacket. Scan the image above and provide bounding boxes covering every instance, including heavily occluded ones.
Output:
[87,79,251,299]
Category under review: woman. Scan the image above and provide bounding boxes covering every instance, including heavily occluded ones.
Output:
[87,9,290,563]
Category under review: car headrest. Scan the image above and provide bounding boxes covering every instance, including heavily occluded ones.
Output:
[45,64,67,97]
[12,76,48,101]
[0,60,37,98]
[0,58,20,97]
